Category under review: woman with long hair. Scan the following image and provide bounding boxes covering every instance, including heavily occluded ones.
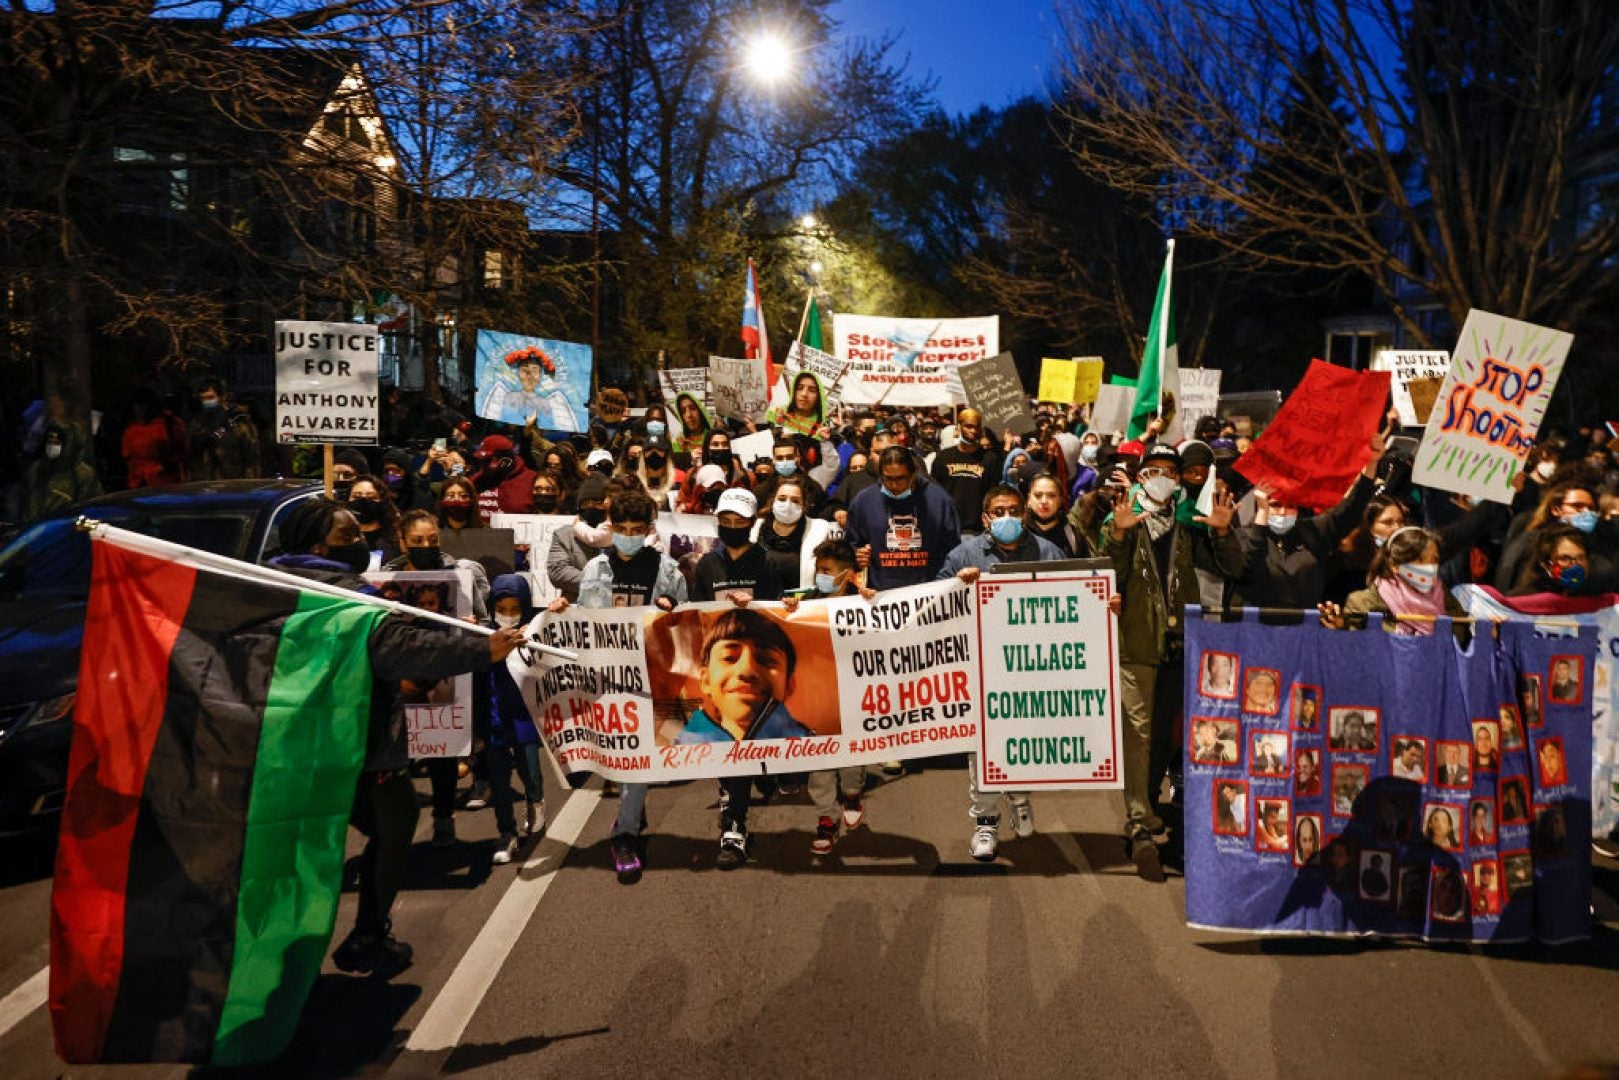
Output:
[436,475,486,532]
[346,473,403,567]
[1511,524,1599,597]
[1320,525,1468,641]
[1025,472,1078,556]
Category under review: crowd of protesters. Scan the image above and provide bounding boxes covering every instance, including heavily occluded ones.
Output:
[5,374,1618,970]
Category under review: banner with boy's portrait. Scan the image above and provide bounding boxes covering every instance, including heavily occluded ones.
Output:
[1183,609,1595,944]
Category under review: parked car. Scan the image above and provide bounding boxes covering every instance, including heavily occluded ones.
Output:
[0,480,321,836]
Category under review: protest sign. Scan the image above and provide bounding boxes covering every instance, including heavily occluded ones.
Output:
[1089,384,1135,436]
[1215,390,1282,437]
[838,361,961,407]
[959,351,1035,434]
[729,428,776,470]
[975,571,1123,791]
[274,320,380,445]
[709,355,770,422]
[1234,361,1389,509]
[1457,585,1619,843]
[1038,358,1078,403]
[1412,311,1574,504]
[508,579,980,781]
[656,512,720,593]
[1178,368,1223,436]
[1407,376,1444,424]
[660,368,712,453]
[834,314,998,367]
[363,569,475,757]
[768,342,844,436]
[1372,349,1451,428]
[474,330,592,432]
[1071,357,1105,405]
[1183,608,1595,943]
[489,512,573,601]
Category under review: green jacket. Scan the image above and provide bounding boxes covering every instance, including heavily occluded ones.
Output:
[1105,504,1244,666]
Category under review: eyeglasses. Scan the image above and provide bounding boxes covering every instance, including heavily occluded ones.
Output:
[1548,554,1585,568]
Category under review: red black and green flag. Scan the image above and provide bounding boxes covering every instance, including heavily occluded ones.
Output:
[50,532,385,1065]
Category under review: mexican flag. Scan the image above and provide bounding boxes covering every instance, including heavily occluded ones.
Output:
[801,293,825,351]
[51,531,385,1065]
[1129,239,1181,440]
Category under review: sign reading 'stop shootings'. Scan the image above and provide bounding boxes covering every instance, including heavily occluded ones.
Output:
[275,319,381,445]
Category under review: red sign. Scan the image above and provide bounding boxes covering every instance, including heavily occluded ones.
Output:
[1234,360,1390,510]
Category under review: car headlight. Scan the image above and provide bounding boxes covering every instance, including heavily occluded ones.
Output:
[21,692,75,730]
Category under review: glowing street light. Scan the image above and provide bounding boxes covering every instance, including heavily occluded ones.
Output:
[743,31,793,85]
[800,212,818,230]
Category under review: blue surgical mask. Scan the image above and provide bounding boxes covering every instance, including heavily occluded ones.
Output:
[1372,534,1387,548]
[815,571,842,595]
[774,459,798,476]
[882,484,912,501]
[1567,509,1599,534]
[988,515,1024,544]
[1268,514,1297,536]
[612,533,647,557]
[1555,563,1588,590]
[645,421,666,437]
[1396,561,1438,594]
[1080,444,1098,465]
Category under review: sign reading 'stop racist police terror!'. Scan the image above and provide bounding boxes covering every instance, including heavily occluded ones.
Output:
[274,319,381,445]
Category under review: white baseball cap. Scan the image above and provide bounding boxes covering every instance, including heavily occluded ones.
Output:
[586,448,615,469]
[715,487,758,519]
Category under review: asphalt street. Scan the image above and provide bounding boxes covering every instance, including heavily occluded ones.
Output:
[2,760,1617,1080]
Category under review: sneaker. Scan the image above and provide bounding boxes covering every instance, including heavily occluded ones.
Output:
[716,821,749,870]
[492,835,519,865]
[841,796,865,830]
[332,931,413,979]
[811,816,838,855]
[1593,835,1619,860]
[464,781,490,811]
[970,817,999,862]
[1131,832,1166,883]
[611,835,643,884]
[602,779,619,798]
[431,816,456,847]
[776,775,803,797]
[880,760,905,777]
[1008,798,1035,839]
[524,801,546,837]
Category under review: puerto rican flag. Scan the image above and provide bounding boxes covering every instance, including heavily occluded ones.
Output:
[741,258,774,389]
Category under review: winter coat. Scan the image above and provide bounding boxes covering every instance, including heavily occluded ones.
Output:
[1105,505,1244,666]
[1228,475,1374,610]
[186,404,260,481]
[843,471,962,591]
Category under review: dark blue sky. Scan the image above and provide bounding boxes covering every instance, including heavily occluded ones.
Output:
[830,0,1063,116]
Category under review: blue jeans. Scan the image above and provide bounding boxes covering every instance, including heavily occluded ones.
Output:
[614,783,649,838]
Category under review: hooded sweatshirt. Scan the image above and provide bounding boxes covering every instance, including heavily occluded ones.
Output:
[843,470,963,590]
[481,574,539,748]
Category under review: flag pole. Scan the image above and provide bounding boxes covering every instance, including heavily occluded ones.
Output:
[794,289,814,345]
[75,518,579,660]
[1160,237,1174,422]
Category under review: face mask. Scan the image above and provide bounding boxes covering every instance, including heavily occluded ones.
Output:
[333,480,354,500]
[406,545,442,570]
[644,452,667,471]
[1566,509,1599,534]
[200,399,220,411]
[774,459,798,476]
[1141,476,1178,505]
[442,501,471,521]
[718,523,753,549]
[532,494,560,513]
[1396,561,1438,594]
[449,463,466,476]
[494,613,523,629]
[612,533,647,557]
[327,541,372,573]
[1267,514,1297,536]
[591,461,614,476]
[44,444,62,460]
[988,515,1024,544]
[700,491,723,511]
[1373,534,1387,548]
[1554,563,1588,590]
[1534,461,1556,481]
[384,472,405,489]
[349,498,383,524]
[578,506,607,528]
[1080,445,1098,465]
[881,483,912,501]
[645,421,666,438]
[707,448,732,468]
[773,498,803,525]
[815,571,844,595]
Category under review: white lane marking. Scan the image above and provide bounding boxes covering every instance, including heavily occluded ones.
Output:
[0,966,49,1042]
[1472,952,1556,1071]
[403,786,601,1052]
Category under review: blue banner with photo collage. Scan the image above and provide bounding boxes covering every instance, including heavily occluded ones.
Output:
[1182,609,1595,944]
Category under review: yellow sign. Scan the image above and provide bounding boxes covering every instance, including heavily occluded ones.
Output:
[1038,358,1076,403]
[1071,357,1104,404]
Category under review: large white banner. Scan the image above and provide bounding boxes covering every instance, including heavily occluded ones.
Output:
[364,569,474,757]
[834,314,999,366]
[1411,310,1573,503]
[274,320,380,445]
[975,571,1123,791]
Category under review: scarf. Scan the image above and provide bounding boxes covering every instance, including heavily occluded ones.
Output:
[1374,574,1445,636]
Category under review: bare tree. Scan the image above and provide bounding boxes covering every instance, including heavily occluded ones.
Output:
[1056,0,1619,347]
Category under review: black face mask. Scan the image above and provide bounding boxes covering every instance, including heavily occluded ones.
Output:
[718,523,753,549]
[349,498,384,525]
[333,480,354,500]
[326,540,371,573]
[591,461,614,476]
[700,491,723,511]
[532,495,560,513]
[707,448,732,468]
[644,452,667,471]
[406,545,442,570]
[578,506,607,528]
